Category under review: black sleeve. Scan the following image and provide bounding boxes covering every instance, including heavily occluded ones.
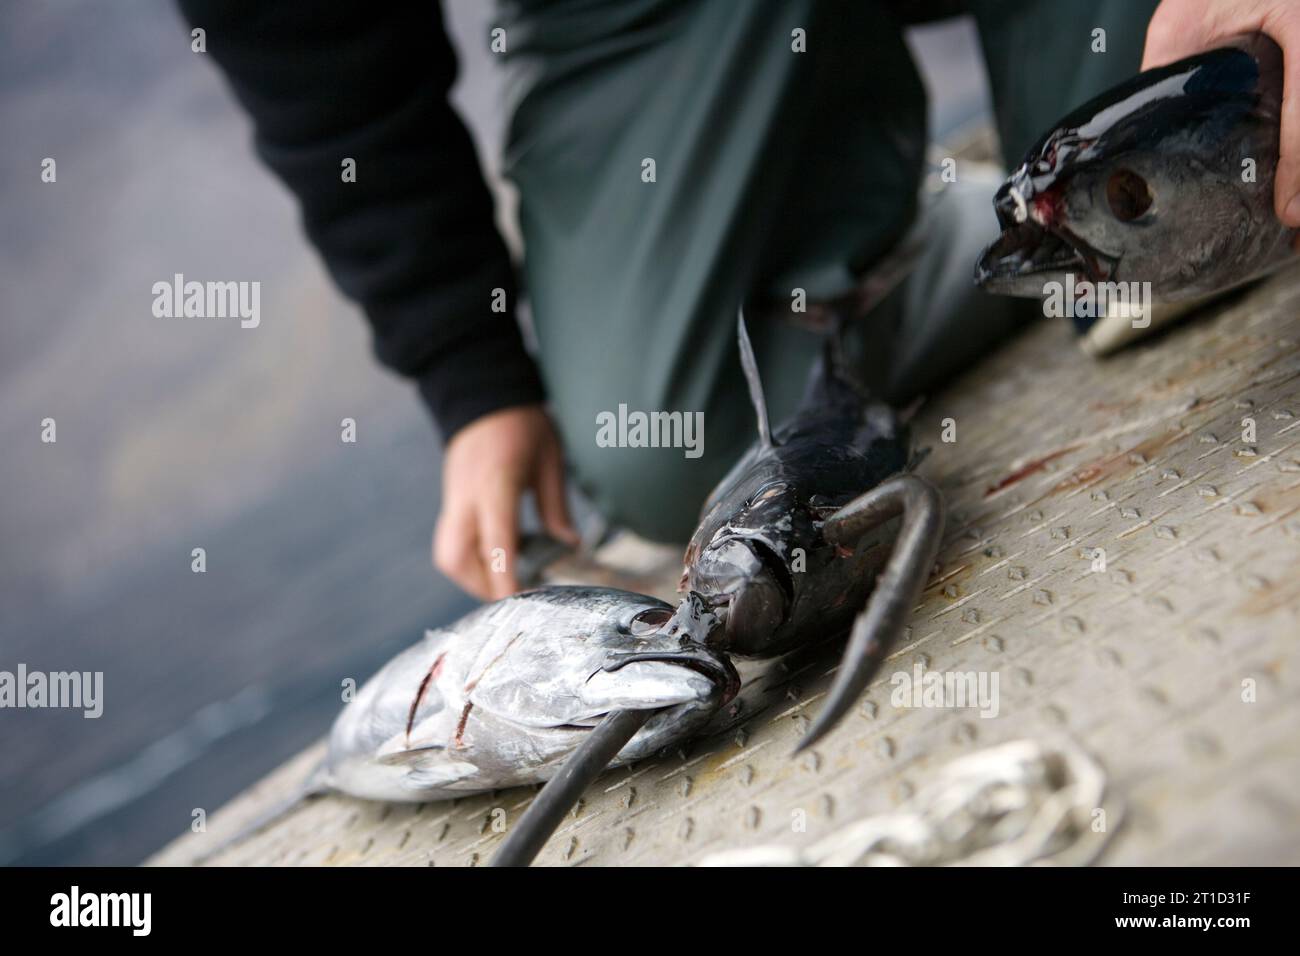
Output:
[178,0,545,439]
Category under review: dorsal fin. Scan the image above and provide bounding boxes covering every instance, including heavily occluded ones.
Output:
[737,309,772,448]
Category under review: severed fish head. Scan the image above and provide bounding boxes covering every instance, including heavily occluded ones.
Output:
[976,35,1295,305]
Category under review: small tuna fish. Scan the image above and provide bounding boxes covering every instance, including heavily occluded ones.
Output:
[976,34,1296,304]
[326,586,735,802]
[190,586,736,862]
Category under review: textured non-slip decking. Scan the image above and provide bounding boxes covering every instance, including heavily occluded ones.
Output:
[151,267,1300,866]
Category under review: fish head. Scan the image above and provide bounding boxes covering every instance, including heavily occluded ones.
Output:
[467,587,737,722]
[682,464,820,656]
[976,36,1284,301]
[685,401,912,658]
[475,589,740,766]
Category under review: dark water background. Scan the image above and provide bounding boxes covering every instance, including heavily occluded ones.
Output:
[0,1,989,865]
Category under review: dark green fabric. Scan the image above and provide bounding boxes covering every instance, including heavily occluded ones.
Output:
[969,0,1161,163]
[498,0,1159,542]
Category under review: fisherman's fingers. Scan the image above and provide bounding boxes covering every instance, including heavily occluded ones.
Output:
[1143,0,1300,226]
[1262,3,1300,224]
[476,477,521,600]
[1141,0,1217,70]
[533,436,579,547]
[434,499,493,600]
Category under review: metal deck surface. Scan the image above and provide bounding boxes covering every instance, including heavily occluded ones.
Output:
[151,266,1300,866]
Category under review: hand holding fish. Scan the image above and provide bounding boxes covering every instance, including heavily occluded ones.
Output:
[1143,0,1300,233]
[433,405,578,600]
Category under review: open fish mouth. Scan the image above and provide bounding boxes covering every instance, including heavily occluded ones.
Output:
[975,219,1119,291]
[599,640,742,705]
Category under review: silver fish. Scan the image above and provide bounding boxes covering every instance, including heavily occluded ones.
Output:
[191,586,734,863]
[324,585,734,802]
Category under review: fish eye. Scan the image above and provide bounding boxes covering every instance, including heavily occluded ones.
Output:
[1106,168,1153,222]
[746,482,789,508]
[629,606,673,635]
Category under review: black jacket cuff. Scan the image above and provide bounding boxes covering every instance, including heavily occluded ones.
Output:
[415,330,547,441]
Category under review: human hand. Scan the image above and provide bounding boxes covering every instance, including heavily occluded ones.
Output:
[1142,0,1300,228]
[433,405,578,600]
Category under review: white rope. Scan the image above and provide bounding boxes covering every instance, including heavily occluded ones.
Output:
[697,738,1121,867]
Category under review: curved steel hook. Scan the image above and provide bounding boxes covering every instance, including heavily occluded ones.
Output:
[796,474,945,752]
[491,708,654,867]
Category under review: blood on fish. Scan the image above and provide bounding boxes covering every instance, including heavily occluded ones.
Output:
[1032,193,1057,225]
[405,651,446,744]
[453,702,474,749]
[464,631,524,693]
